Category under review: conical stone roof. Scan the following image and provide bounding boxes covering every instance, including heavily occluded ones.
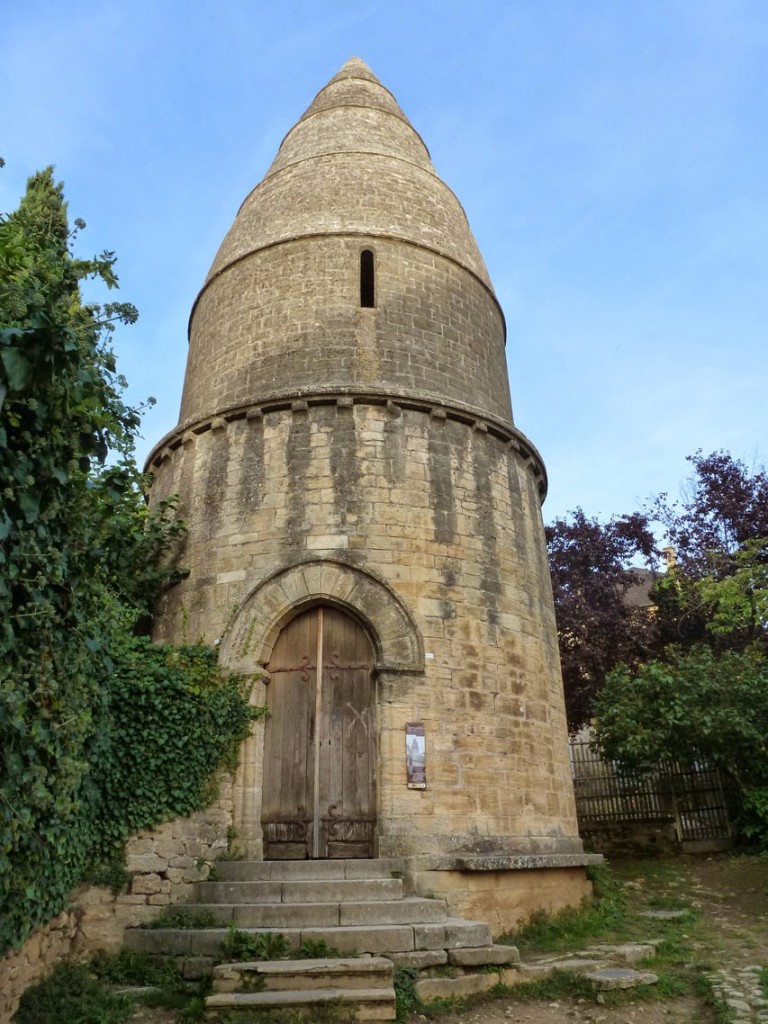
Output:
[201,57,493,292]
[179,58,513,430]
[291,56,417,138]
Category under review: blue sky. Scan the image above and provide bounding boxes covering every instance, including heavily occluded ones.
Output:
[2,1,766,522]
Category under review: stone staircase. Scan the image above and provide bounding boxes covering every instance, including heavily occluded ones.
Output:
[206,956,397,1021]
[124,858,520,1020]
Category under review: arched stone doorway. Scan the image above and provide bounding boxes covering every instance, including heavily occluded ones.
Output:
[262,605,375,859]
[219,559,424,857]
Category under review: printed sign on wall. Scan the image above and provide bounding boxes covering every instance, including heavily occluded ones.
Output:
[406,722,426,789]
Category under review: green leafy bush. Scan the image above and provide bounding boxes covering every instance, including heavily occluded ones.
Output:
[89,948,179,987]
[594,645,768,843]
[0,170,262,954]
[1,622,260,952]
[298,938,342,959]
[145,907,217,930]
[13,961,132,1024]
[223,925,291,961]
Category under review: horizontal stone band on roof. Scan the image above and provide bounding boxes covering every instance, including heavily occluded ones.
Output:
[191,230,503,337]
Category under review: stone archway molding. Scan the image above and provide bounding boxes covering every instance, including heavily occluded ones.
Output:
[219,558,424,675]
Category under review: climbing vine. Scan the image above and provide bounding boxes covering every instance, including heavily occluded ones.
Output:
[0,616,262,952]
[0,169,259,953]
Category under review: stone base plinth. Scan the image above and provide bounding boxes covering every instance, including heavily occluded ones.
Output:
[408,854,602,935]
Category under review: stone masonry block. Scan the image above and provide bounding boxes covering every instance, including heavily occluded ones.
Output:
[448,944,520,966]
[132,874,164,895]
[126,854,169,874]
[416,972,499,1002]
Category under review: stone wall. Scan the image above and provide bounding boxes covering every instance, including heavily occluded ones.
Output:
[0,909,78,1024]
[0,781,233,1023]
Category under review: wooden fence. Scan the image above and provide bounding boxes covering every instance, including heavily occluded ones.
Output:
[569,738,734,843]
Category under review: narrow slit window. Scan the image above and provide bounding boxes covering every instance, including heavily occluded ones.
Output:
[360,249,375,308]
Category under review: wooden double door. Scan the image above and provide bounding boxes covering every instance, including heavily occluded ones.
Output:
[261,606,376,859]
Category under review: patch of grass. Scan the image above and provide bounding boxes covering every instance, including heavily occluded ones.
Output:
[608,972,690,1005]
[502,969,597,1002]
[646,893,694,910]
[418,996,466,1017]
[644,972,688,998]
[694,971,737,1024]
[393,966,419,1022]
[132,974,212,1023]
[297,938,343,958]
[139,985,198,1010]
[611,858,688,887]
[639,936,688,972]
[516,966,691,1009]
[178,992,209,1024]
[94,951,212,1023]
[13,947,214,1024]
[499,863,627,955]
[144,907,217,929]
[13,961,132,1024]
[89,948,179,987]
[223,925,291,961]
[414,972,595,1019]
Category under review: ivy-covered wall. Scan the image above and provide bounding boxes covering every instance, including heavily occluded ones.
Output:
[1,634,260,954]
[0,780,237,1023]
[0,170,263,959]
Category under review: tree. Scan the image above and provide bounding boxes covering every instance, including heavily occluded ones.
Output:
[594,644,768,844]
[545,509,659,729]
[0,169,253,952]
[592,454,768,845]
[653,450,768,578]
[697,538,768,646]
[651,452,768,650]
[0,168,158,945]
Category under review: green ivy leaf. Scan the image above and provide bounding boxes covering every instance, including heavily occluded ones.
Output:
[18,490,40,522]
[0,347,32,390]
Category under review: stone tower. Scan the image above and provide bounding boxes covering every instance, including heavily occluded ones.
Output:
[147,58,593,925]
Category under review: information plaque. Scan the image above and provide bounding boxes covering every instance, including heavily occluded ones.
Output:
[406,722,426,789]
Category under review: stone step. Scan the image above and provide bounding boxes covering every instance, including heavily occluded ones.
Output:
[125,917,492,957]
[415,969,521,1003]
[213,859,401,882]
[212,955,393,993]
[340,897,446,927]
[206,987,396,1021]
[159,896,446,929]
[448,943,520,966]
[196,877,404,904]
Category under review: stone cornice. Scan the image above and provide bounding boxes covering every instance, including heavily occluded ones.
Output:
[144,390,548,502]
[426,853,604,872]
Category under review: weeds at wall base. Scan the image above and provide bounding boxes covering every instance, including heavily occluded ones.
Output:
[13,962,133,1024]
